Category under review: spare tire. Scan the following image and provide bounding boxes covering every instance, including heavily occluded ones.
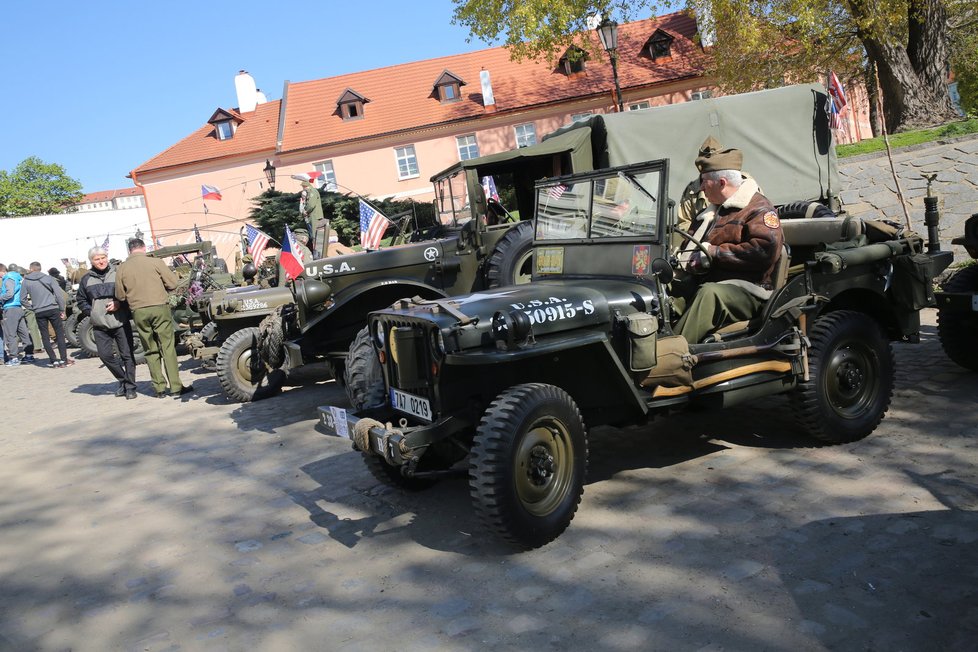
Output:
[778,201,835,220]
[486,221,534,288]
[64,312,80,348]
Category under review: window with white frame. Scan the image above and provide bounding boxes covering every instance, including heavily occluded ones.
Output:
[691,90,714,101]
[215,121,234,140]
[514,123,537,148]
[395,145,419,179]
[628,101,651,111]
[456,134,479,161]
[313,160,338,191]
[571,112,593,123]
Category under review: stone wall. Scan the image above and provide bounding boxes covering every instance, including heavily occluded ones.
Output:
[837,134,978,262]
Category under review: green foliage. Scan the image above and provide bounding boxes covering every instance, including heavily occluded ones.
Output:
[248,188,435,248]
[836,117,978,157]
[0,157,84,217]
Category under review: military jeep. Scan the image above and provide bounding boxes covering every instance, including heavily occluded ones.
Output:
[935,211,978,370]
[317,160,952,549]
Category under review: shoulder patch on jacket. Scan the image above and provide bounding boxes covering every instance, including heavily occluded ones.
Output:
[762,211,780,229]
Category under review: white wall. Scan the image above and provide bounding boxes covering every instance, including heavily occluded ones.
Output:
[0,207,151,273]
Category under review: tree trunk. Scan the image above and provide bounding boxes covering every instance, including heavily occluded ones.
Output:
[848,0,960,132]
[863,57,882,137]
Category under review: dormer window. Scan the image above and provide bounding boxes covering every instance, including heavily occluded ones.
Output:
[559,47,588,75]
[337,89,369,121]
[207,108,243,140]
[432,70,466,103]
[646,30,674,61]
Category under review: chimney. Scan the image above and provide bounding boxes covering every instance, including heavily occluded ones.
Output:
[480,69,496,113]
[255,88,268,105]
[235,70,259,113]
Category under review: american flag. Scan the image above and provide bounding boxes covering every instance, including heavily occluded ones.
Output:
[548,184,568,200]
[828,71,847,111]
[359,199,391,250]
[481,175,499,201]
[245,224,271,259]
[829,95,843,130]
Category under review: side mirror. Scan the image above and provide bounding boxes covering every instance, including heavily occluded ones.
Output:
[651,257,673,284]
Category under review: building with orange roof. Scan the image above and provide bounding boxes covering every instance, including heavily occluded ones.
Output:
[129,12,868,262]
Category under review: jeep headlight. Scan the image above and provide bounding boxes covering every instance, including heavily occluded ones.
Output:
[490,310,532,349]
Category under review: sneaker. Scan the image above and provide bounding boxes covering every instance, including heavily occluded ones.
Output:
[22,355,35,362]
[47,362,61,368]
[114,385,127,397]
[5,358,20,367]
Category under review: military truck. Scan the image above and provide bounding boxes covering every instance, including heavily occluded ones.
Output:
[935,211,978,370]
[317,157,952,549]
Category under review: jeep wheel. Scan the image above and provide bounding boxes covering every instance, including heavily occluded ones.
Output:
[344,326,386,410]
[64,312,80,348]
[792,310,894,443]
[486,221,534,288]
[77,316,146,365]
[199,321,219,344]
[216,326,264,402]
[469,383,588,549]
[937,265,978,371]
[77,316,99,358]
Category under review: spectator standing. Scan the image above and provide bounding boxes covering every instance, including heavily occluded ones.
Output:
[114,238,192,398]
[76,248,137,398]
[22,262,70,368]
[0,264,36,366]
[48,267,68,291]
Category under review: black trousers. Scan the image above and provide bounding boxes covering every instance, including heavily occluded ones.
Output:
[94,322,137,391]
[34,309,67,363]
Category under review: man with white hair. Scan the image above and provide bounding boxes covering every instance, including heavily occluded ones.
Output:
[76,247,137,398]
[674,138,785,344]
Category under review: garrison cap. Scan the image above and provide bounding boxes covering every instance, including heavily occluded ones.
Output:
[695,137,743,173]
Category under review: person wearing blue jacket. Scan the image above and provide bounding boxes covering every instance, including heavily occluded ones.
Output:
[0,263,36,366]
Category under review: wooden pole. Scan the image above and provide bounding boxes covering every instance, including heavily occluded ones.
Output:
[874,63,913,231]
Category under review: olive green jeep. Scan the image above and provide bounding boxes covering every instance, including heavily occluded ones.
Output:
[317,159,952,549]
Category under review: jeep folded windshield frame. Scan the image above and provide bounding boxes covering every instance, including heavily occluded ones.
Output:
[535,160,668,243]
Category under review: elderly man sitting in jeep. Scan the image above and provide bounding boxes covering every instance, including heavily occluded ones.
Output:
[673,138,785,344]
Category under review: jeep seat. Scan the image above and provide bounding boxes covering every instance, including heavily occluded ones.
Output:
[704,244,790,342]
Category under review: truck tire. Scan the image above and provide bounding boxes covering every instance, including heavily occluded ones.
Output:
[469,383,588,549]
[257,308,285,370]
[216,326,263,402]
[78,316,146,365]
[486,221,534,288]
[778,201,835,219]
[792,310,894,443]
[199,321,219,344]
[937,265,978,371]
[64,312,80,348]
[344,326,386,411]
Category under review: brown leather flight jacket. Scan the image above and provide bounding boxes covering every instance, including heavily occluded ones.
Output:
[705,192,784,290]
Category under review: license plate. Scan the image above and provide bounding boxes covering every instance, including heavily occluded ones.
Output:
[389,388,432,422]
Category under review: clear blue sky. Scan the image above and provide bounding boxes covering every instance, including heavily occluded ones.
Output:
[0,1,485,193]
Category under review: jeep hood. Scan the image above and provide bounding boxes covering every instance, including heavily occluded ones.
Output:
[303,238,456,279]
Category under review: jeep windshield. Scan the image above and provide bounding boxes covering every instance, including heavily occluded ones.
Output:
[433,168,476,227]
[535,164,664,241]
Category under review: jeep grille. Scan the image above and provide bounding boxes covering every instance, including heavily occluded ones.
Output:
[376,316,436,400]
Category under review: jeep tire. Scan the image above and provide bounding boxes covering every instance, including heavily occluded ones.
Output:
[486,221,534,288]
[344,326,386,411]
[937,265,978,371]
[792,310,894,443]
[469,383,588,549]
[64,312,80,348]
[77,316,146,365]
[216,326,263,402]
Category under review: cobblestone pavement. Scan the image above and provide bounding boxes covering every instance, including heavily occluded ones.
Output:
[1,309,975,651]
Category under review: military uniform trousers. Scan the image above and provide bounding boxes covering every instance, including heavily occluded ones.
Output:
[132,305,183,393]
[675,282,764,345]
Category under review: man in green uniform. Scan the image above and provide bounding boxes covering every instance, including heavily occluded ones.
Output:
[300,181,324,257]
[115,238,193,398]
[674,140,785,344]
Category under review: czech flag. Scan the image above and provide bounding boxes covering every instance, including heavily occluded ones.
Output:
[201,184,222,200]
[280,225,305,281]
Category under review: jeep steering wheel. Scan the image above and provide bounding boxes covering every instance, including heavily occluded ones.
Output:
[672,227,712,272]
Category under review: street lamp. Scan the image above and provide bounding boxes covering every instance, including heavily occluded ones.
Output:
[596,17,624,112]
[263,159,276,191]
